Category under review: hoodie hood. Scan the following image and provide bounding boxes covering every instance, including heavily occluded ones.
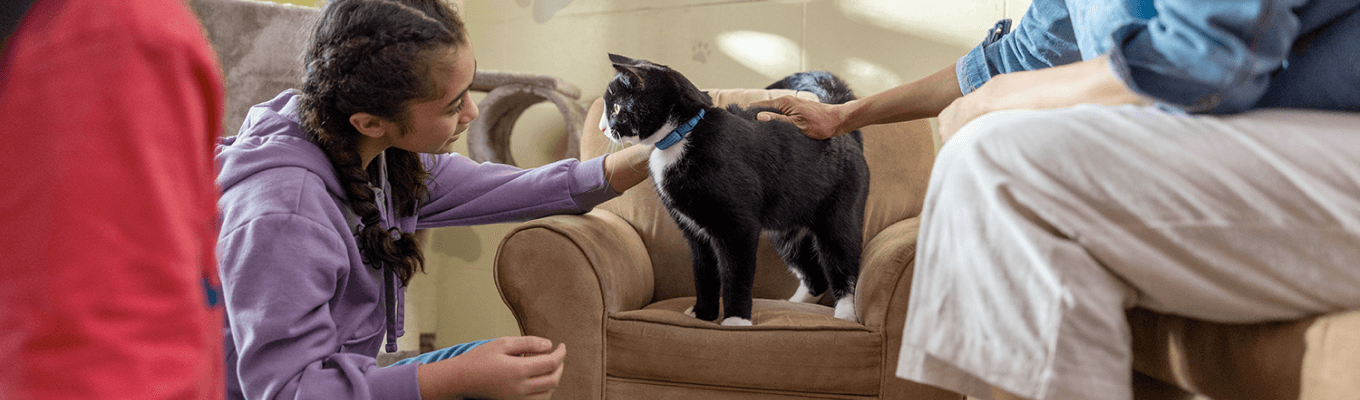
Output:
[216,90,344,199]
[216,90,410,354]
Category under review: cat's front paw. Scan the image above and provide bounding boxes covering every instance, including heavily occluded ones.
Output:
[720,317,753,326]
[684,307,696,318]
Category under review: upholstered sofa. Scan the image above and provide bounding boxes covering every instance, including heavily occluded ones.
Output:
[495,89,1360,399]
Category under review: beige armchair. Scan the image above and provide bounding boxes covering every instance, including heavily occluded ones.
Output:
[495,89,961,399]
[494,87,1360,400]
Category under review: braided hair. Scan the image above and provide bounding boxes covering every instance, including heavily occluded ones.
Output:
[298,0,467,286]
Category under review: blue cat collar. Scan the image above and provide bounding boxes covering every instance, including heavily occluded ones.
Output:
[654,109,705,150]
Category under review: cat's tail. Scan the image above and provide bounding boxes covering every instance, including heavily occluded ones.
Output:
[764,71,856,105]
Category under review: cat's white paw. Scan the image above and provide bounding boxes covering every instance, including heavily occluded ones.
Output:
[720,317,753,326]
[684,307,697,318]
[788,281,822,303]
[834,294,857,322]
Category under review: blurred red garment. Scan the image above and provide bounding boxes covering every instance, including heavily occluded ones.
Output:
[0,0,225,398]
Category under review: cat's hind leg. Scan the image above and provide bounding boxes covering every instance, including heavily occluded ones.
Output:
[812,215,863,322]
[769,228,828,304]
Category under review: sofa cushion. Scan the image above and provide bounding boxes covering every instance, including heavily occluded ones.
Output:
[605,298,882,395]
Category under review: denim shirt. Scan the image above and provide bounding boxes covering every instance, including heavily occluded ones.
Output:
[956,0,1360,113]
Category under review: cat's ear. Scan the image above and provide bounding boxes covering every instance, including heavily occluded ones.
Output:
[608,53,641,65]
[610,53,645,74]
[611,55,646,87]
[611,62,644,76]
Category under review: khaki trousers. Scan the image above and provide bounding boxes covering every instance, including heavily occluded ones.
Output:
[896,105,1360,400]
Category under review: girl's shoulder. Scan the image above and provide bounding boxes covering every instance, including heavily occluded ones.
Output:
[218,166,347,239]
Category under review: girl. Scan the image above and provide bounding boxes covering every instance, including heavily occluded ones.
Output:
[214,0,651,399]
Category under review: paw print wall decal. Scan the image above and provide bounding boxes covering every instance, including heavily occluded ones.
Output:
[692,41,712,64]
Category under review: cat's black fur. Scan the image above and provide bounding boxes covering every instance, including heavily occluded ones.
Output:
[601,54,869,325]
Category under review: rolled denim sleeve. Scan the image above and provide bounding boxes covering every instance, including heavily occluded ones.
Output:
[1107,0,1308,113]
[956,0,1083,95]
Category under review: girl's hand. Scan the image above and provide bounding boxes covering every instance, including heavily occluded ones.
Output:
[419,336,567,400]
[752,96,849,140]
[604,144,653,192]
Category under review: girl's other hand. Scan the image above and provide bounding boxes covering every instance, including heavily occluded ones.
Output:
[419,336,567,400]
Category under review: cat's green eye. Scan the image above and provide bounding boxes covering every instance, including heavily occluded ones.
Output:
[612,103,622,115]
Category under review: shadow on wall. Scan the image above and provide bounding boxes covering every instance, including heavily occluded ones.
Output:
[517,0,577,23]
[428,225,483,263]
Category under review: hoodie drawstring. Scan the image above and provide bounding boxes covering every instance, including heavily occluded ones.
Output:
[374,150,401,354]
[383,267,398,353]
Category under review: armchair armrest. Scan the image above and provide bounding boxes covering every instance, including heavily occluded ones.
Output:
[493,208,653,399]
[855,217,965,398]
[855,217,922,329]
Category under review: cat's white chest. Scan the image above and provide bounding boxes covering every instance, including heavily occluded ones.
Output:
[648,140,687,190]
[648,140,712,243]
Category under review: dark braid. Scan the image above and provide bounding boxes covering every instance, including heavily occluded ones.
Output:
[298,0,467,286]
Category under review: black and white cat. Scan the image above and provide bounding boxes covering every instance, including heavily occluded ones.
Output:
[600,54,869,326]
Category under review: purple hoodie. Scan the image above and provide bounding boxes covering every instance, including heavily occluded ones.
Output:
[215,90,619,400]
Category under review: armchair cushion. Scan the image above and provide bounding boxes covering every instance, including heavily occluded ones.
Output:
[609,298,880,395]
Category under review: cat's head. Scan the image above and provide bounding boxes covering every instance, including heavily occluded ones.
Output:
[600,54,711,146]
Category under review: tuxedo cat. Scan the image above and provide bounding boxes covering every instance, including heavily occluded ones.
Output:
[600,54,869,326]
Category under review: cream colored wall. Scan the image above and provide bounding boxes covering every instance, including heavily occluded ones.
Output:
[418,0,1033,349]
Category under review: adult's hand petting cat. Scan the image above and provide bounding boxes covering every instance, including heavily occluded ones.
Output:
[752,95,852,140]
[754,63,964,141]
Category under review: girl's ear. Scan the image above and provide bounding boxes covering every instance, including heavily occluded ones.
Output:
[349,112,393,139]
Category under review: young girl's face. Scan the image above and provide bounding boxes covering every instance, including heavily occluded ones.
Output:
[392,44,478,154]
